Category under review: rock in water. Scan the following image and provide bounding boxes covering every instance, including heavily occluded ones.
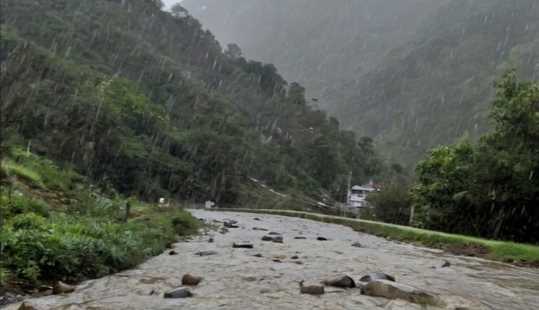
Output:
[362,280,444,307]
[322,275,356,288]
[208,237,214,243]
[253,227,269,231]
[299,281,325,295]
[442,260,451,268]
[18,302,40,310]
[261,235,283,243]
[360,272,396,283]
[53,281,76,294]
[168,250,178,255]
[268,231,280,235]
[294,236,307,240]
[164,288,193,299]
[272,235,284,243]
[223,220,239,228]
[195,250,218,256]
[233,242,254,249]
[351,242,362,248]
[1,293,23,306]
[317,237,328,241]
[182,274,203,286]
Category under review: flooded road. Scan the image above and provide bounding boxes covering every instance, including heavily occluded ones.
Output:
[8,210,539,309]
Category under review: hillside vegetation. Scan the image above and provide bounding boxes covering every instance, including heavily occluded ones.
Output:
[0,146,199,290]
[1,0,382,205]
[0,0,389,294]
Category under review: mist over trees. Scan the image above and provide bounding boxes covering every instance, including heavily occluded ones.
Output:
[184,0,539,164]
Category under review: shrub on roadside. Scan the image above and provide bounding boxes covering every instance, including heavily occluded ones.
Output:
[1,207,199,286]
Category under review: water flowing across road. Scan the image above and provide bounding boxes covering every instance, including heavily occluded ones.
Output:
[8,210,539,309]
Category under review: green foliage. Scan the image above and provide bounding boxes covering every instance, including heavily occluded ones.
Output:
[1,0,382,205]
[413,72,539,243]
[171,214,200,236]
[1,204,199,285]
[2,160,45,189]
[2,147,81,192]
[368,183,412,226]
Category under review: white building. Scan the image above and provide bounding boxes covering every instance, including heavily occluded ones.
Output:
[348,184,377,209]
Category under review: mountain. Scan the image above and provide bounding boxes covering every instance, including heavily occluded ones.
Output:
[1,0,381,206]
[183,0,539,164]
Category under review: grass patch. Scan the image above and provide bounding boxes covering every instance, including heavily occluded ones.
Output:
[0,203,200,286]
[0,147,201,289]
[1,146,82,191]
[221,209,539,265]
[1,160,45,189]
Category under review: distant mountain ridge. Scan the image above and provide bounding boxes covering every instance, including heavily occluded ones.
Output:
[183,0,539,164]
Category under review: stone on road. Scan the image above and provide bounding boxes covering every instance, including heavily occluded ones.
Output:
[6,210,539,310]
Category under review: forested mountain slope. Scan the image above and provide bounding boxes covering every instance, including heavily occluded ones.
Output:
[183,0,539,164]
[1,0,381,204]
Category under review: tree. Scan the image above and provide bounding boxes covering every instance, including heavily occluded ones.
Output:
[171,3,188,18]
[368,183,412,225]
[412,71,539,242]
[224,43,242,59]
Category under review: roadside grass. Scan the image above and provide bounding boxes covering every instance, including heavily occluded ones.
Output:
[1,160,45,189]
[222,209,539,265]
[0,146,201,289]
[1,147,81,191]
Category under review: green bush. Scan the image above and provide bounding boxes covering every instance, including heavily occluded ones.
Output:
[5,195,50,218]
[1,207,199,285]
[171,213,200,236]
[9,213,48,231]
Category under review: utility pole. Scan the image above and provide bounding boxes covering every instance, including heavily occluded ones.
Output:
[344,171,352,217]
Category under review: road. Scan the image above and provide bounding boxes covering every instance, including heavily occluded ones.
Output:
[9,210,539,309]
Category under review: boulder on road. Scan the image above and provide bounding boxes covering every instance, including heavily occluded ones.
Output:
[322,275,356,288]
[360,272,396,283]
[233,242,254,249]
[224,221,239,228]
[182,274,203,286]
[361,280,445,307]
[164,287,193,299]
[195,250,218,256]
[18,302,42,310]
[253,227,269,231]
[262,235,283,243]
[53,281,76,294]
[299,281,325,295]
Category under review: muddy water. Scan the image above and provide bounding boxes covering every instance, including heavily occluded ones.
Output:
[8,210,539,310]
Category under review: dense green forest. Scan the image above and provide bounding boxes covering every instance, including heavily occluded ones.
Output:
[412,72,539,243]
[185,0,539,164]
[1,0,382,205]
